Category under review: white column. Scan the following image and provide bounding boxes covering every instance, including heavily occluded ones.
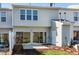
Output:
[56,24,63,47]
[69,25,73,45]
[30,31,33,44]
[9,31,12,52]
[12,32,16,49]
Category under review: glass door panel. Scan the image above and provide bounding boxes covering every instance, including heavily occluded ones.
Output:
[16,32,23,43]
[23,32,30,43]
[0,34,1,43]
[16,32,30,43]
[33,32,43,43]
[2,34,9,44]
[44,32,47,43]
[2,34,9,47]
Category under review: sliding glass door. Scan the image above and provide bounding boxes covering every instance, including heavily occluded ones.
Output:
[16,32,30,43]
[33,32,43,43]
[0,33,9,48]
[16,32,47,44]
[33,32,47,43]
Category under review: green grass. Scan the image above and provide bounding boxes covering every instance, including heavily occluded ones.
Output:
[13,49,71,55]
[41,50,70,55]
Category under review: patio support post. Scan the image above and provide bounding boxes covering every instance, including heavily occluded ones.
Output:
[69,25,73,45]
[30,30,33,44]
[9,31,12,54]
[43,32,45,43]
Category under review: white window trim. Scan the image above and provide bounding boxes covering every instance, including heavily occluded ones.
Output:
[19,8,38,21]
[32,10,38,20]
[73,12,79,21]
[0,11,7,22]
[19,9,26,20]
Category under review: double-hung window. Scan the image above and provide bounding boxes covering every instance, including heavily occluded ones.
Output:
[27,10,31,20]
[20,10,25,20]
[20,9,38,20]
[74,12,78,21]
[33,10,38,20]
[1,12,6,22]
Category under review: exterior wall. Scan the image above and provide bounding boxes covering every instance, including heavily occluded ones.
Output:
[58,10,74,22]
[55,21,63,47]
[12,7,59,27]
[0,28,11,33]
[12,27,50,46]
[51,20,63,47]
[73,26,79,31]
[58,10,79,27]
[50,20,56,44]
[13,27,49,32]
[62,25,71,47]
[0,10,12,28]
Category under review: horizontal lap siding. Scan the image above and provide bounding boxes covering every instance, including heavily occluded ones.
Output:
[13,27,49,32]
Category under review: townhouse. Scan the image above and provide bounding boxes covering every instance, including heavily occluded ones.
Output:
[0,4,79,53]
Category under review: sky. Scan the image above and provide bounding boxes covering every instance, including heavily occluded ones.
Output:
[1,3,79,8]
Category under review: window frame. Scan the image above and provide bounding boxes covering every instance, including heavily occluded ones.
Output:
[20,9,26,20]
[33,10,38,20]
[19,9,38,21]
[27,10,32,20]
[73,12,78,21]
[0,12,6,22]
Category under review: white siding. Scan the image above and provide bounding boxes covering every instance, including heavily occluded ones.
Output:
[58,10,74,22]
[13,7,59,27]
[62,25,71,46]
[0,10,12,28]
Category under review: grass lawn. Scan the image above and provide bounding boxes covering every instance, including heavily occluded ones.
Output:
[41,50,70,55]
[16,49,70,55]
[13,49,70,55]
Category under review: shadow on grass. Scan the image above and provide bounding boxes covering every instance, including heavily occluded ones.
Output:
[12,49,41,55]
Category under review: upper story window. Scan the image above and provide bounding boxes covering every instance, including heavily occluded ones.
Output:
[33,10,38,20]
[27,10,32,20]
[1,12,6,22]
[74,12,78,21]
[20,10,25,20]
[20,9,38,21]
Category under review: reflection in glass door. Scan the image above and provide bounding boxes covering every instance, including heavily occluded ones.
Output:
[2,34,9,44]
[33,32,47,43]
[73,31,79,40]
[33,32,43,43]
[16,32,30,43]
[0,34,1,43]
[0,33,9,48]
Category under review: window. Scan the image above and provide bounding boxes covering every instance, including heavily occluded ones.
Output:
[20,10,25,20]
[33,10,38,20]
[20,9,38,20]
[27,10,31,20]
[74,17,78,21]
[1,12,6,22]
[74,12,78,21]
